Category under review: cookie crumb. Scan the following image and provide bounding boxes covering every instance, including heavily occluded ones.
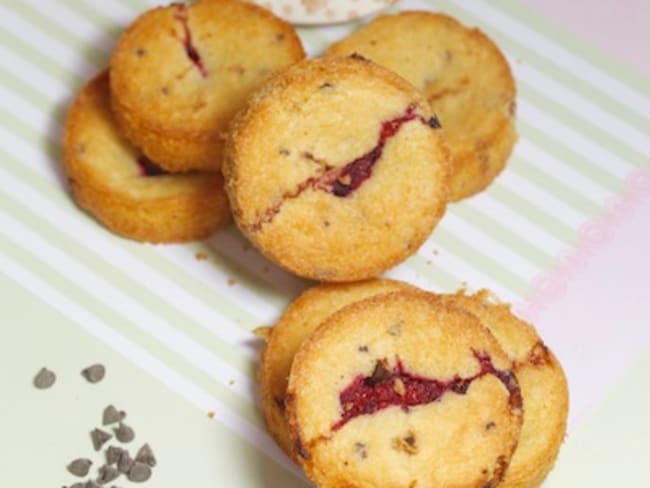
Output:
[207,411,215,419]
[252,326,272,341]
[227,278,237,286]
[194,251,209,261]
[34,367,56,389]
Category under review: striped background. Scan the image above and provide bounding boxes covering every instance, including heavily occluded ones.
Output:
[0,0,647,486]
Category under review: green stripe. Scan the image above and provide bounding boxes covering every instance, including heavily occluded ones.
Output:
[518,82,647,165]
[431,228,529,294]
[488,182,578,243]
[8,2,108,66]
[0,66,52,111]
[497,0,650,92]
[436,0,650,135]
[0,230,263,428]
[518,120,625,191]
[509,155,602,217]
[59,0,129,39]
[447,203,556,269]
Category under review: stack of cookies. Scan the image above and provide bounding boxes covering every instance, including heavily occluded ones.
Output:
[257,281,568,488]
[63,0,306,242]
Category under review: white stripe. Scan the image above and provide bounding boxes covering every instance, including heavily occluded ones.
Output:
[0,4,98,77]
[514,139,612,205]
[497,170,588,229]
[418,238,522,303]
[441,212,540,280]
[77,0,139,25]
[0,164,254,354]
[0,44,69,101]
[518,99,632,179]
[385,264,446,293]
[24,0,115,54]
[466,192,567,257]
[0,125,62,182]
[0,208,254,401]
[0,251,303,480]
[0,82,63,141]
[508,55,650,156]
[456,0,650,122]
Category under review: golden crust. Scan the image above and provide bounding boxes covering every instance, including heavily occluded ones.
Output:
[286,291,522,488]
[326,11,518,201]
[63,70,230,243]
[443,291,569,488]
[224,55,450,282]
[259,279,418,459]
[110,0,305,172]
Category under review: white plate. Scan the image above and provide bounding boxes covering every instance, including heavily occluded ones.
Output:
[252,0,398,25]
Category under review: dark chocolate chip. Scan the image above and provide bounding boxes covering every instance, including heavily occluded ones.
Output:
[33,367,56,389]
[113,422,135,443]
[102,405,125,426]
[135,443,157,467]
[485,421,496,431]
[81,364,105,383]
[91,428,113,451]
[357,345,368,353]
[365,359,391,386]
[319,82,334,89]
[105,446,124,465]
[127,462,152,483]
[354,442,367,459]
[117,450,134,474]
[85,481,101,488]
[428,116,442,129]
[67,458,92,477]
[349,52,368,62]
[97,465,120,484]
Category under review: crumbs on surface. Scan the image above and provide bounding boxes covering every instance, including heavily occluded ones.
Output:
[227,278,237,286]
[195,251,209,261]
[207,411,216,419]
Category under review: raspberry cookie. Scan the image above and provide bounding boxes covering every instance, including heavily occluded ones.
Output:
[286,291,523,488]
[326,12,517,201]
[258,279,417,457]
[444,291,568,488]
[224,55,449,281]
[110,0,305,172]
[63,71,229,242]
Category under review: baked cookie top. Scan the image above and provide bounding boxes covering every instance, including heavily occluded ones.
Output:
[110,0,305,171]
[326,11,517,201]
[224,55,449,281]
[286,291,523,488]
[63,70,229,242]
[444,291,569,488]
[258,279,417,457]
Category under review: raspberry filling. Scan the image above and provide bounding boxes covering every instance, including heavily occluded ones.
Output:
[137,155,165,177]
[174,4,207,77]
[332,351,521,431]
[248,105,438,231]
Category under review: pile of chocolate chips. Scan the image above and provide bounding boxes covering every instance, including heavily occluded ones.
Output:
[33,365,157,486]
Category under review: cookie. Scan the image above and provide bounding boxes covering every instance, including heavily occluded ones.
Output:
[224,55,449,282]
[443,291,568,488]
[286,291,523,488]
[326,12,517,201]
[63,71,230,242]
[110,0,305,172]
[258,278,418,458]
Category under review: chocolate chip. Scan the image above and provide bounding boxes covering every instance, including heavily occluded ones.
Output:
[127,462,152,483]
[319,82,334,89]
[275,33,285,42]
[84,481,101,488]
[354,442,367,459]
[102,405,126,426]
[67,458,92,477]
[357,345,368,353]
[96,465,120,484]
[70,483,84,488]
[105,446,124,465]
[113,422,135,443]
[91,428,113,451]
[349,52,368,62]
[485,421,496,431]
[135,443,156,467]
[273,395,285,411]
[33,367,56,389]
[81,364,105,383]
[428,116,442,129]
[135,48,146,57]
[365,359,391,386]
[117,450,134,474]
[278,148,290,156]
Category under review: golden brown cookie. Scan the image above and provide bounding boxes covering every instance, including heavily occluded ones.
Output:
[443,291,569,488]
[110,0,305,172]
[258,279,418,458]
[326,11,518,201]
[224,55,449,282]
[63,71,229,242]
[286,291,523,488]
